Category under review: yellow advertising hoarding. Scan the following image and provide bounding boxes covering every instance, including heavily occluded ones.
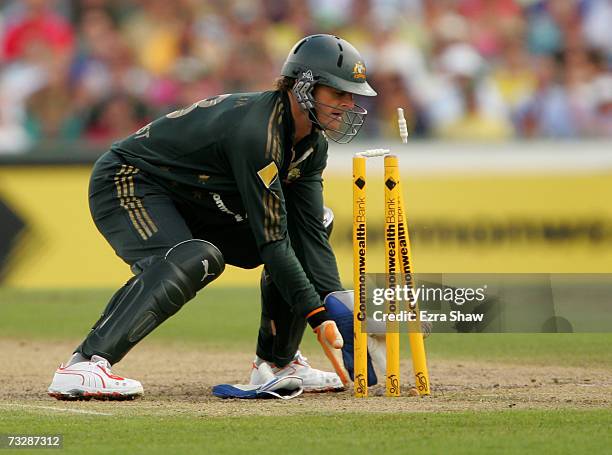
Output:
[0,165,610,289]
[325,170,612,279]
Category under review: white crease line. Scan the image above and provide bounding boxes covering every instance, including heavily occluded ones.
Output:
[0,403,113,416]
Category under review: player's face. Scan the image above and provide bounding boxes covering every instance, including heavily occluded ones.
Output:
[313,85,355,130]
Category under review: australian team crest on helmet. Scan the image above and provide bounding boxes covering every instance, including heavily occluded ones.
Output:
[352,61,366,80]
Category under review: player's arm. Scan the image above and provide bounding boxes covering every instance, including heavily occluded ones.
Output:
[284,162,349,385]
[284,147,342,297]
[225,100,343,361]
[226,120,330,326]
[230,150,342,345]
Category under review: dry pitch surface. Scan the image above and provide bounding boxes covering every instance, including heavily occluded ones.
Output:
[1,339,610,417]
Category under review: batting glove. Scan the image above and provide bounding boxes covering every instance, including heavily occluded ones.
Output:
[307,308,349,386]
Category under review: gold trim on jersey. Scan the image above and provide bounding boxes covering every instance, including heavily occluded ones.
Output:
[263,190,281,242]
[265,99,283,163]
[265,100,278,160]
[113,165,159,240]
[261,97,285,241]
[273,102,284,163]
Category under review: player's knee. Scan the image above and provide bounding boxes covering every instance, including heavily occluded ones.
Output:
[165,239,225,290]
[78,240,225,364]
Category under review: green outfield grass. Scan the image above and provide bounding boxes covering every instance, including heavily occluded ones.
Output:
[0,288,610,366]
[0,409,610,455]
[1,288,610,455]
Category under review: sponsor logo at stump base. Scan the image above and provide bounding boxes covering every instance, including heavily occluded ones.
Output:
[355,374,367,395]
[416,372,428,392]
[387,374,400,395]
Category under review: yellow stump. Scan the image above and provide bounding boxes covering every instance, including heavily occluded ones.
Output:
[396,181,431,396]
[384,155,400,397]
[352,156,368,397]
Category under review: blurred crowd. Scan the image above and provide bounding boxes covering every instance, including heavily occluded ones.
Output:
[1,0,611,153]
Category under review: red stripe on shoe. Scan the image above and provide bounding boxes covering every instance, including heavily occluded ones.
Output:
[97,365,124,381]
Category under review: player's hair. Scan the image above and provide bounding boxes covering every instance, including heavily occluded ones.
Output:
[274,76,295,92]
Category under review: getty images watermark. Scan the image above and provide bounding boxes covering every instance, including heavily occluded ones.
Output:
[371,283,488,323]
[360,273,612,333]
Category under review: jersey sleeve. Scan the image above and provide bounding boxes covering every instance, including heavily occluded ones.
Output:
[226,100,323,317]
[285,176,343,297]
[285,144,343,297]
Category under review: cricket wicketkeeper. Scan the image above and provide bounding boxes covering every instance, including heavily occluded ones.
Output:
[48,34,377,400]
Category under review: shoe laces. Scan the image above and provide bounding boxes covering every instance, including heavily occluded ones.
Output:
[293,352,311,367]
[91,355,112,370]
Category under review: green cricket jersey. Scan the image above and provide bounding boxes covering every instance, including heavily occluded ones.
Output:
[110,90,341,317]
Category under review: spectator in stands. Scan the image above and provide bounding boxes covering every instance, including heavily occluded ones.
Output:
[431,42,513,140]
[491,34,538,131]
[516,52,578,138]
[372,70,430,139]
[84,92,148,146]
[24,52,82,144]
[0,0,611,152]
[2,0,74,62]
[0,0,75,153]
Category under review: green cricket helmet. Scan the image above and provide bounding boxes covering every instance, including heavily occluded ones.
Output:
[281,34,377,143]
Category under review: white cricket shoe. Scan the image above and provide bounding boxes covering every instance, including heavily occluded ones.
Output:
[48,355,143,401]
[250,352,344,393]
